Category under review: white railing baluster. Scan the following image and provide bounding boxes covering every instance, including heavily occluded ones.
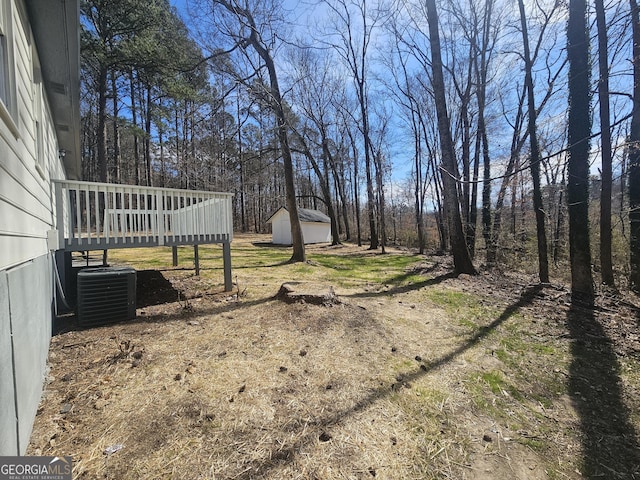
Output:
[83,188,90,246]
[137,189,143,242]
[75,187,81,246]
[126,189,132,244]
[156,190,164,246]
[52,180,233,250]
[94,183,101,242]
[192,195,197,239]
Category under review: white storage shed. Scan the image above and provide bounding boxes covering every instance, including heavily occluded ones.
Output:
[266,207,332,245]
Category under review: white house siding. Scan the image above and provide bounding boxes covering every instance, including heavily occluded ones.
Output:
[0,0,67,455]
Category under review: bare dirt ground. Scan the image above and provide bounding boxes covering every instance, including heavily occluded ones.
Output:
[28,235,640,479]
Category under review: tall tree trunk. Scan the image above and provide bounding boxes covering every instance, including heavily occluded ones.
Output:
[322,150,341,246]
[518,0,550,283]
[361,85,378,250]
[595,0,615,287]
[425,136,447,252]
[130,71,140,185]
[567,0,594,301]
[97,66,108,183]
[111,72,120,183]
[553,172,566,266]
[426,0,476,275]
[351,0,379,250]
[476,0,494,264]
[620,147,627,239]
[459,85,473,251]
[145,85,152,187]
[488,86,527,265]
[237,91,247,232]
[294,131,341,246]
[347,127,363,246]
[159,127,165,186]
[242,19,305,261]
[480,128,491,260]
[510,170,518,239]
[629,0,640,291]
[182,102,189,188]
[174,107,181,187]
[330,151,351,241]
[374,150,387,253]
[414,121,425,254]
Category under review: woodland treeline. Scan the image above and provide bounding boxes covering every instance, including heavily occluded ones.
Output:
[80,0,640,300]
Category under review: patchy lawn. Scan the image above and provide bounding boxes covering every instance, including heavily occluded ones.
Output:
[28,235,640,479]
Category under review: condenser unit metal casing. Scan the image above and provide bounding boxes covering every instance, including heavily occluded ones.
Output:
[77,266,136,326]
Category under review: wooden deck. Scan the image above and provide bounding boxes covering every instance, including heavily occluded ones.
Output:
[54,180,233,290]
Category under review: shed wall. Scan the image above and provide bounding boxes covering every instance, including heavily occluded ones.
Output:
[270,211,331,245]
[271,212,292,245]
[300,222,331,244]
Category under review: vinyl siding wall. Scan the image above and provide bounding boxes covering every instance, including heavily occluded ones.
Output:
[0,0,66,455]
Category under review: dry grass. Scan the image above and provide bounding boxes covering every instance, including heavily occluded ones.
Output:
[28,235,640,479]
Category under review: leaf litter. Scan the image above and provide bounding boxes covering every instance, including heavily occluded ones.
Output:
[27,234,640,479]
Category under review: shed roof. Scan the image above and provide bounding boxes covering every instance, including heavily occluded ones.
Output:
[266,207,331,224]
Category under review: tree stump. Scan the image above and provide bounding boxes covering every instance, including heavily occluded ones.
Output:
[276,282,340,306]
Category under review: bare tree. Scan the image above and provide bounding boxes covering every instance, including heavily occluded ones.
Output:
[385,33,427,253]
[426,0,476,275]
[441,7,475,254]
[518,0,549,283]
[472,0,498,262]
[567,0,594,301]
[321,0,385,249]
[487,0,566,267]
[371,109,392,254]
[344,117,363,246]
[386,3,447,254]
[289,49,342,245]
[209,0,305,262]
[629,0,640,291]
[595,0,615,287]
[444,0,500,259]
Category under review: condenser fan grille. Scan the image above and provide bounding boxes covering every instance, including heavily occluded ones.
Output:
[77,267,136,326]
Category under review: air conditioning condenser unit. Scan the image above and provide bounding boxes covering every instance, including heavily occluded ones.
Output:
[77,266,136,326]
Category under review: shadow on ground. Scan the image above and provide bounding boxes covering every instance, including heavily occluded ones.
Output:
[567,302,640,479]
[251,242,291,249]
[136,270,181,308]
[344,271,456,298]
[227,284,544,479]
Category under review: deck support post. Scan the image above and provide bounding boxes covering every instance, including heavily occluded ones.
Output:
[102,250,108,266]
[194,245,200,276]
[223,240,232,292]
[172,246,178,266]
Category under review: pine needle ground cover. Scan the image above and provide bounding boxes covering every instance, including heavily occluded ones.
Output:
[28,235,640,479]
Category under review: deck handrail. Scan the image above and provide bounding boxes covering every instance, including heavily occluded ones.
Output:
[54,180,234,251]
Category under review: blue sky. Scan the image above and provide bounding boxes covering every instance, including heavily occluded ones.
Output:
[166,0,632,190]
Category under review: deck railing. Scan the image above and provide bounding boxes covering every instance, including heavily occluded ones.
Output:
[54,180,234,251]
